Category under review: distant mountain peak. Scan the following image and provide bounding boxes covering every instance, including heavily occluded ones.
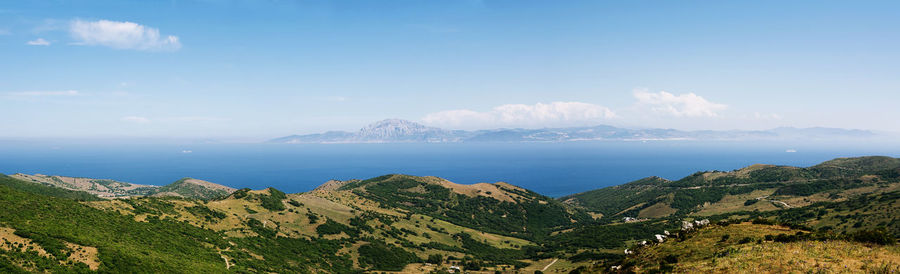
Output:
[358,119,437,139]
[366,118,422,127]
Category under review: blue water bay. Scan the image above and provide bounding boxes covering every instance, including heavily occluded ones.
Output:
[1,141,898,197]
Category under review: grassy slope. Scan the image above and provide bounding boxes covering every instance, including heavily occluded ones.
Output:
[150,178,236,200]
[618,222,900,273]
[562,156,900,220]
[338,174,591,241]
[2,156,899,272]
[0,174,101,201]
[0,176,357,273]
[87,182,537,271]
[0,176,227,273]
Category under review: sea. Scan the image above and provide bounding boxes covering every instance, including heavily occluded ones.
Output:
[2,140,899,197]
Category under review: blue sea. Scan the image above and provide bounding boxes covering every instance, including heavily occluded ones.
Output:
[2,140,899,197]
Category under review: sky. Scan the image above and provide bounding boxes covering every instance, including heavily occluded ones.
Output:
[1,0,899,140]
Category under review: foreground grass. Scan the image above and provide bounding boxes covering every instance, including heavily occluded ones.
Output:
[680,240,900,273]
[623,222,900,273]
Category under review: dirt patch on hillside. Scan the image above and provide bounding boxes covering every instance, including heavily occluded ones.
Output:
[431,178,526,203]
[638,203,677,218]
[311,180,349,192]
[66,242,99,270]
[0,227,99,270]
[0,227,49,257]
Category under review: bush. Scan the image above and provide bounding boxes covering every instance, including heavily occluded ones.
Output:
[357,241,419,271]
[287,200,302,207]
[232,188,251,199]
[259,188,287,211]
[315,219,358,237]
[662,255,678,264]
[307,212,319,224]
[426,254,443,264]
[850,229,896,245]
[752,218,776,225]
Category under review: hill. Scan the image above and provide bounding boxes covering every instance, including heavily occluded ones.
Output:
[9,174,157,198]
[334,174,591,240]
[8,174,235,200]
[150,178,236,200]
[561,156,900,220]
[83,176,547,271]
[0,156,898,272]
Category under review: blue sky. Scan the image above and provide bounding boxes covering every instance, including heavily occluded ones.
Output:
[1,0,899,139]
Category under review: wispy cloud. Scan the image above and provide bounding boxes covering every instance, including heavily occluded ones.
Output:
[120,116,150,123]
[69,19,181,51]
[422,102,616,129]
[632,89,727,117]
[7,90,79,96]
[26,38,50,46]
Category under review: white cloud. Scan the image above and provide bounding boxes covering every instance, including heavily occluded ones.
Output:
[7,90,79,96]
[26,38,50,46]
[422,102,616,129]
[633,89,727,117]
[69,19,181,51]
[120,116,150,123]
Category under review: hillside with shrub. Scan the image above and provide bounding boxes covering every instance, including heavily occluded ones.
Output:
[0,156,897,272]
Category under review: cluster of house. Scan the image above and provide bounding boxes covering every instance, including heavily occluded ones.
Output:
[681,219,710,231]
[424,263,462,273]
[622,216,649,223]
[612,219,712,271]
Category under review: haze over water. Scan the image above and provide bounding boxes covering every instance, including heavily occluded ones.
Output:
[3,141,899,197]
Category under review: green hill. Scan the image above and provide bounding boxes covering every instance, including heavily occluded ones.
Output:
[0,156,897,273]
[561,156,900,220]
[338,174,591,240]
[0,174,101,201]
[7,174,236,200]
[149,178,237,200]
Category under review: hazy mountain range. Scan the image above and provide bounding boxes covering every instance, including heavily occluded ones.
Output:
[269,119,882,143]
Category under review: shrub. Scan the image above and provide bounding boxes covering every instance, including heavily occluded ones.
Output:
[426,254,443,264]
[287,200,302,207]
[752,218,775,225]
[662,255,678,264]
[259,188,287,211]
[357,241,419,271]
[850,229,896,245]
